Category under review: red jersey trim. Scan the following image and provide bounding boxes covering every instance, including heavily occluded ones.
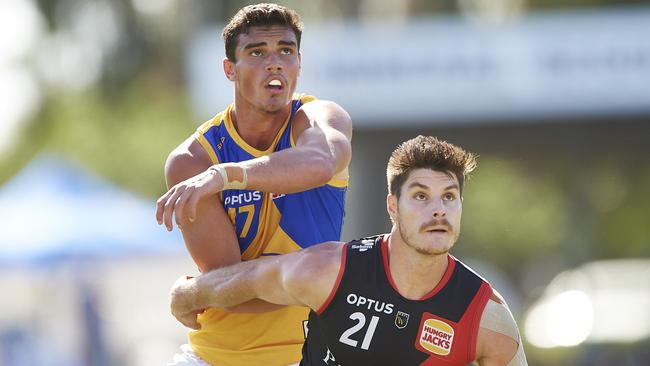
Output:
[381,235,456,301]
[316,243,348,315]
[465,282,493,361]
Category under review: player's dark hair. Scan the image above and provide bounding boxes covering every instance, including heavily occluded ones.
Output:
[387,135,477,198]
[222,3,303,62]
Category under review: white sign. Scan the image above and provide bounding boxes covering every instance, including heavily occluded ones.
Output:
[187,7,650,126]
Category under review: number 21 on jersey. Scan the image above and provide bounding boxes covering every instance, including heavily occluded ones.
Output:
[339,312,379,350]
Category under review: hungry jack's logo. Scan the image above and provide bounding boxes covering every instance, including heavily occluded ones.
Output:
[416,314,454,356]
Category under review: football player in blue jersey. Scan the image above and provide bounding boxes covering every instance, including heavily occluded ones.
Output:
[155,3,352,366]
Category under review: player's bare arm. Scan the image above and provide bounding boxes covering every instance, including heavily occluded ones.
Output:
[160,136,241,271]
[285,99,353,184]
[155,100,352,229]
[170,242,344,329]
[475,291,526,366]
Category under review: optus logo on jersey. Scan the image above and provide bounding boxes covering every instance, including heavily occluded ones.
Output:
[224,191,262,206]
[346,293,394,314]
[223,191,285,206]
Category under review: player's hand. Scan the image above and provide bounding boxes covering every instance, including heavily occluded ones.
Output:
[170,275,205,330]
[156,167,224,231]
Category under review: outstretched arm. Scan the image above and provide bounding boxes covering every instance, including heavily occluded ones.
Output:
[156,100,352,229]
[170,242,344,329]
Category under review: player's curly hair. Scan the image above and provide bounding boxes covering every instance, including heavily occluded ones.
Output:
[387,135,477,198]
[222,3,303,62]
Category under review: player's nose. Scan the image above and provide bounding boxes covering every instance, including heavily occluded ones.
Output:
[265,54,283,73]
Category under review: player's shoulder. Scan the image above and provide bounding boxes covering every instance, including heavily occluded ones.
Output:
[196,110,228,135]
[165,136,212,185]
[480,288,519,342]
[289,94,352,145]
[297,98,350,119]
[450,255,492,287]
[476,288,522,364]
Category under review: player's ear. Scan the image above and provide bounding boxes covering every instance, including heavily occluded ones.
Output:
[297,51,302,77]
[223,57,237,81]
[387,194,398,223]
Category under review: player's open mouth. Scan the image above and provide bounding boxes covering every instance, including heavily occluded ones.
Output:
[266,79,284,91]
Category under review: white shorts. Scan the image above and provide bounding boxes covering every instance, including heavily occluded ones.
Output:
[167,344,211,366]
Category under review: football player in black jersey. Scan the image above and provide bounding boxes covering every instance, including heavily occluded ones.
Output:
[170,135,527,365]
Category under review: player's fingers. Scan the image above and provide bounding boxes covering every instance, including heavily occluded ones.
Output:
[155,189,174,224]
[174,188,193,226]
[187,189,202,223]
[163,187,184,231]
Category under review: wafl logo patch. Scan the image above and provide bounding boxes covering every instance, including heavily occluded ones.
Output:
[416,315,454,356]
[395,311,410,329]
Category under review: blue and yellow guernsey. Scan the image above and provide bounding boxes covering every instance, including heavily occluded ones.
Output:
[189,94,347,366]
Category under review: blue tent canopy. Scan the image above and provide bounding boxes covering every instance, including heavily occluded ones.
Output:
[0,154,184,265]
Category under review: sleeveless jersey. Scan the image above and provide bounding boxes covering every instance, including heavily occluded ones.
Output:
[301,235,493,366]
[190,94,348,366]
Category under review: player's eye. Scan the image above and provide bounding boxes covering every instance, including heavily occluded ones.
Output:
[414,193,427,201]
[280,48,293,55]
[443,192,456,201]
[250,50,263,57]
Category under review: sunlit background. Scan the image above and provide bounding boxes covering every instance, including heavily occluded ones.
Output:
[1,0,649,365]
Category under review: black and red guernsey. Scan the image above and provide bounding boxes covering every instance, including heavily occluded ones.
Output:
[300,234,493,366]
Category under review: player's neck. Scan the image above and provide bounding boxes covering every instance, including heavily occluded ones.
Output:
[231,98,292,151]
[386,228,449,300]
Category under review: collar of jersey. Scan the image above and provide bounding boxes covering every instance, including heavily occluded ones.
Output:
[380,234,456,302]
[222,102,293,157]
